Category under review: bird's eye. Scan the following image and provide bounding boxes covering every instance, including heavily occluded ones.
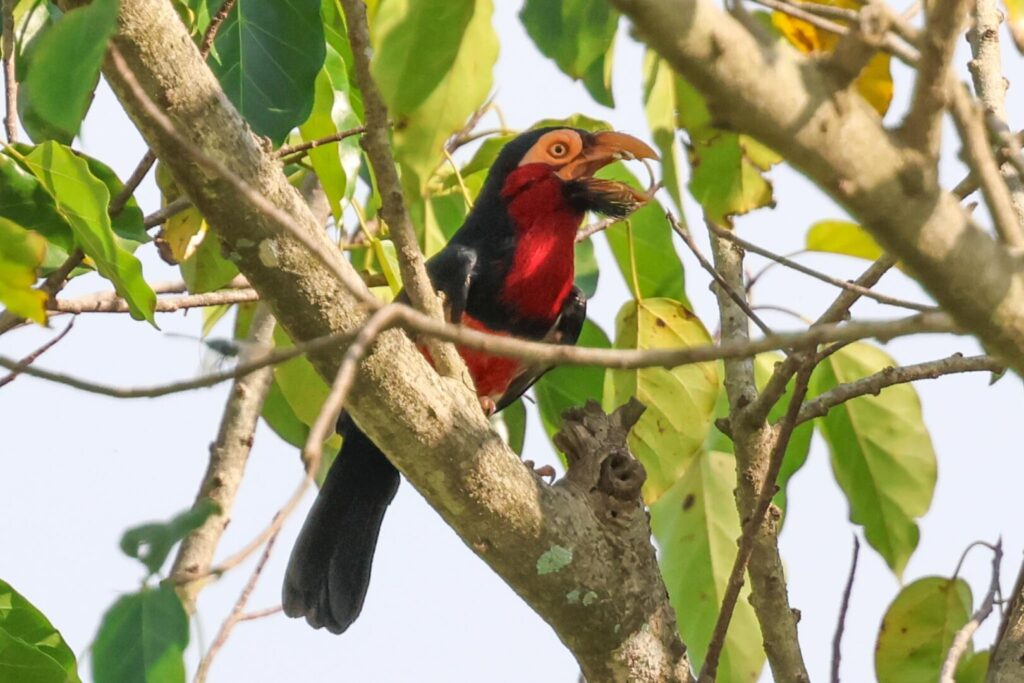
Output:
[549,142,569,158]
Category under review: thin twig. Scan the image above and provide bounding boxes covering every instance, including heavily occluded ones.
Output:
[948,82,1024,248]
[193,527,278,683]
[707,223,931,312]
[671,213,774,337]
[940,540,1003,682]
[198,0,237,59]
[276,125,366,161]
[2,0,16,142]
[339,0,466,381]
[0,310,956,400]
[831,536,860,683]
[237,606,282,622]
[50,287,258,314]
[143,196,193,229]
[109,150,157,217]
[0,318,75,389]
[796,353,1002,424]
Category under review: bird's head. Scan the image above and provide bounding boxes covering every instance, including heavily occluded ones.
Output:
[476,127,659,223]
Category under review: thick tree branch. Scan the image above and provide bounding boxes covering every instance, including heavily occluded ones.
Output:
[170,304,276,612]
[2,0,15,142]
[82,0,690,677]
[611,0,1024,376]
[991,551,1024,682]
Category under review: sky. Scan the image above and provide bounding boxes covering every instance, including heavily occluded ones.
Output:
[2,1,1024,682]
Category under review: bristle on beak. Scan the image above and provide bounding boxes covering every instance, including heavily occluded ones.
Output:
[556,131,659,181]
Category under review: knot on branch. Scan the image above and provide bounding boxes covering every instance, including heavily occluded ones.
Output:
[554,399,647,515]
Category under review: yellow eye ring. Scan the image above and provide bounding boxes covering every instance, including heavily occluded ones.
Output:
[549,142,569,158]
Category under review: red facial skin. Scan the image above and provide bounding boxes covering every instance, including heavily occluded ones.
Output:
[422,163,583,402]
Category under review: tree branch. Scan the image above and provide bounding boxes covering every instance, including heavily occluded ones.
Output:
[990,550,1024,682]
[831,536,860,683]
[2,0,16,142]
[796,353,1002,424]
[169,304,276,613]
[49,287,258,314]
[940,540,1002,683]
[610,0,1024,376]
[0,318,74,389]
[702,227,809,683]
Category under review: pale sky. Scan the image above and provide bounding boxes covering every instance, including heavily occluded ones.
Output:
[3,2,1023,682]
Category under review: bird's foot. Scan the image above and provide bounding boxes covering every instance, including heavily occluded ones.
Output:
[479,396,497,417]
[523,460,556,483]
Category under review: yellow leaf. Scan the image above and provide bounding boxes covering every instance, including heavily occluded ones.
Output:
[160,206,207,264]
[0,218,48,324]
[806,219,884,260]
[1005,0,1024,52]
[772,2,893,115]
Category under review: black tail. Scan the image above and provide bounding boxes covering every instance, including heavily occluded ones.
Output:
[282,417,400,634]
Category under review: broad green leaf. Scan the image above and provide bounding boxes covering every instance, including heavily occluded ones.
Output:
[519,0,618,106]
[180,225,239,294]
[532,114,612,133]
[81,156,148,245]
[390,0,497,192]
[573,237,599,298]
[371,0,474,116]
[456,134,516,180]
[875,577,972,683]
[598,164,688,304]
[806,219,885,262]
[811,343,937,574]
[0,152,74,251]
[534,320,610,440]
[642,52,685,211]
[604,299,718,502]
[580,37,615,107]
[491,398,526,455]
[119,499,220,575]
[703,353,813,517]
[0,218,48,323]
[956,650,989,683]
[18,0,117,143]
[209,0,326,144]
[22,143,156,323]
[772,1,893,115]
[92,585,189,683]
[1007,0,1024,52]
[298,44,362,225]
[651,451,765,681]
[0,579,81,683]
[271,324,343,460]
[674,76,780,223]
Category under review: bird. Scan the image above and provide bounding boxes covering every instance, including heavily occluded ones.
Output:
[282,126,658,634]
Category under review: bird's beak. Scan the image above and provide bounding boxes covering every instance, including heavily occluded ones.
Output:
[556,131,659,181]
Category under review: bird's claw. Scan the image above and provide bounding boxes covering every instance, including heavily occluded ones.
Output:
[523,460,556,483]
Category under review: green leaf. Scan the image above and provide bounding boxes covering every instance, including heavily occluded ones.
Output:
[806,219,885,262]
[180,227,239,294]
[18,0,117,143]
[650,451,765,681]
[811,343,937,575]
[674,76,780,223]
[956,650,989,683]
[875,577,972,683]
[298,44,362,225]
[371,0,474,116]
[92,585,189,683]
[0,218,48,323]
[81,156,149,245]
[534,320,610,440]
[598,164,688,304]
[119,499,220,575]
[389,0,497,192]
[22,143,156,323]
[604,299,718,502]
[519,0,618,106]
[642,52,685,211]
[491,398,526,455]
[532,113,612,133]
[573,237,599,298]
[209,0,326,144]
[0,578,81,683]
[0,152,74,251]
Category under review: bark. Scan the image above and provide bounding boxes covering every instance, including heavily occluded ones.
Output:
[610,0,1024,374]
[80,0,692,678]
